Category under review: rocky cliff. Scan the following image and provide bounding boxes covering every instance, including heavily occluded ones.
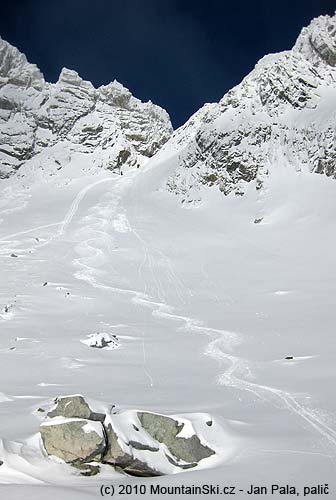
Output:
[0,37,173,178]
[152,14,336,202]
[1,14,336,196]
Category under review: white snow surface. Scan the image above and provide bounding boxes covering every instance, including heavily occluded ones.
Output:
[1,12,336,500]
[0,143,335,497]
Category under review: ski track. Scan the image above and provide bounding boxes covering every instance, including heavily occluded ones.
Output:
[1,172,336,472]
[141,329,154,388]
[208,337,336,450]
[0,222,61,243]
[69,176,336,454]
[0,177,116,256]
[58,177,116,236]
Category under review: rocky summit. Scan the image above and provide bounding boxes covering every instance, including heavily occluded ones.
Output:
[1,15,336,200]
[0,37,173,178]
[147,14,336,203]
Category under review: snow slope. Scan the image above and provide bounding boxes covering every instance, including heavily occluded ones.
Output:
[1,12,336,500]
[0,145,336,498]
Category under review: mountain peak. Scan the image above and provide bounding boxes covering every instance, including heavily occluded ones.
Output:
[293,13,336,66]
[0,36,44,88]
[146,14,336,203]
[0,36,173,178]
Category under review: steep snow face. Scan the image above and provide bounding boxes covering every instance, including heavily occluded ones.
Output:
[151,14,336,203]
[0,38,173,178]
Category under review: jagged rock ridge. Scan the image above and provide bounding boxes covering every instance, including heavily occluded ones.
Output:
[0,37,173,178]
[152,13,336,202]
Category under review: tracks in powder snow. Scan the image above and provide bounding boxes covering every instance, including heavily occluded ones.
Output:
[207,337,336,449]
[1,173,336,456]
[0,177,116,256]
[69,175,336,455]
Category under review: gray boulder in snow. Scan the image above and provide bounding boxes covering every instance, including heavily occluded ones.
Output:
[73,463,101,476]
[103,422,161,477]
[40,418,106,464]
[138,412,215,463]
[47,395,105,422]
[103,422,128,465]
[40,395,217,476]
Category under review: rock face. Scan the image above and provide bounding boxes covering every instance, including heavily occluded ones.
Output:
[47,395,106,422]
[39,395,217,477]
[103,421,162,477]
[138,412,214,463]
[2,14,336,194]
[40,418,106,464]
[0,37,173,178]
[148,14,336,202]
[47,395,93,419]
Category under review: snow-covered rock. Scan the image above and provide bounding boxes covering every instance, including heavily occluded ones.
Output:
[40,417,106,464]
[137,411,215,464]
[80,332,120,350]
[0,38,173,177]
[47,395,94,420]
[150,13,336,202]
[0,36,43,89]
[39,395,218,477]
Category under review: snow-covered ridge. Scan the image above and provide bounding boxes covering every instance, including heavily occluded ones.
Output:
[149,13,336,202]
[0,37,173,178]
[294,13,336,66]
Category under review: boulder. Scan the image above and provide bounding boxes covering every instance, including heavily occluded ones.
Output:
[40,396,217,477]
[47,395,92,419]
[103,422,129,466]
[138,412,215,464]
[47,395,105,422]
[103,421,161,477]
[122,458,162,477]
[73,463,100,476]
[40,418,106,464]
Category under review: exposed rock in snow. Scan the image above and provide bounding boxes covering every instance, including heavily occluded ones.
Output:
[0,36,43,88]
[293,14,336,67]
[40,418,106,464]
[39,395,218,477]
[103,419,161,477]
[80,332,120,350]
[47,395,106,422]
[137,411,214,463]
[47,395,93,420]
[150,13,336,202]
[0,38,173,177]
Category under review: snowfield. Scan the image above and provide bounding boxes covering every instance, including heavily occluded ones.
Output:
[1,12,336,497]
[0,146,336,498]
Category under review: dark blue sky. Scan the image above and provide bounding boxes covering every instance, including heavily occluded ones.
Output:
[1,0,335,127]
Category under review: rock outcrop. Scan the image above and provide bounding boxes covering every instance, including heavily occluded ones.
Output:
[47,395,105,422]
[39,395,218,477]
[40,418,106,464]
[149,14,336,202]
[138,412,214,464]
[0,37,173,178]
